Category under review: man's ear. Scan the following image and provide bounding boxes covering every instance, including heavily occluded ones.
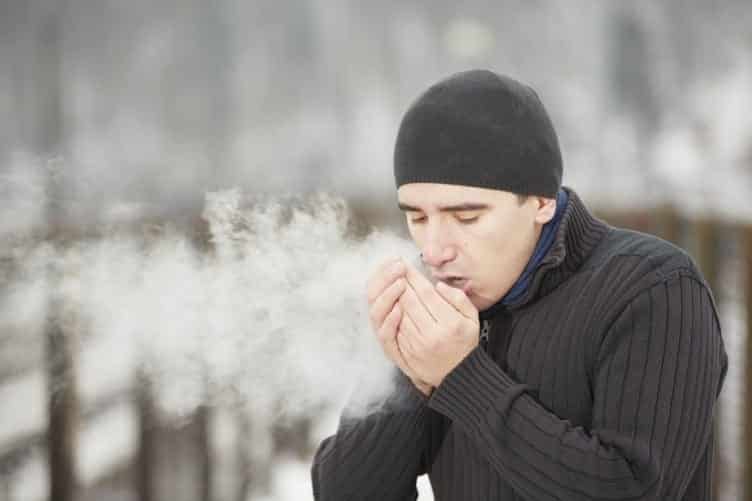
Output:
[534,197,557,224]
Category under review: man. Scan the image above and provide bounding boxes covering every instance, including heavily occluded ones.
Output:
[311,69,728,500]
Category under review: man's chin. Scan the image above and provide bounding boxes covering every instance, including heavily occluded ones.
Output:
[469,294,489,311]
[471,292,503,313]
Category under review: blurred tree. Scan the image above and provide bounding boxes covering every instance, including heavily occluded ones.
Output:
[608,4,660,133]
[745,227,752,500]
[25,0,82,500]
[136,368,157,501]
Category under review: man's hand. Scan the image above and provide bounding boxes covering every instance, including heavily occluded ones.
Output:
[367,258,433,396]
[396,262,480,388]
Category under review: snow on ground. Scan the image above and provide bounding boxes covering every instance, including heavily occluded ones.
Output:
[0,333,135,452]
[6,400,136,501]
[257,455,434,501]
[76,400,137,486]
[0,370,46,448]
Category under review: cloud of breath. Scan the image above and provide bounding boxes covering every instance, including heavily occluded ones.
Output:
[2,186,418,424]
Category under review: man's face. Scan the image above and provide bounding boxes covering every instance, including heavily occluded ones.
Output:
[397,183,555,312]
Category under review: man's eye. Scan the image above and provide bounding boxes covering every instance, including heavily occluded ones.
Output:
[410,216,427,223]
[457,215,479,224]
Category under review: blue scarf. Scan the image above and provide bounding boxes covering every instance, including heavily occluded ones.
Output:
[501,188,569,305]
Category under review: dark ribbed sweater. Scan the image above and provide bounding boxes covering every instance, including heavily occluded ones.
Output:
[311,187,729,501]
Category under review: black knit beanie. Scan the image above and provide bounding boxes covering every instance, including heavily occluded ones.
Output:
[393,69,562,198]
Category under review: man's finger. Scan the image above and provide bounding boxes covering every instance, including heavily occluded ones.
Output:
[398,312,426,355]
[402,261,454,324]
[366,258,406,305]
[395,329,421,378]
[399,283,436,336]
[435,281,478,321]
[377,303,405,362]
[368,278,406,331]
[378,303,420,381]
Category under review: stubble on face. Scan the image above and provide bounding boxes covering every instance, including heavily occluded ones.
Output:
[397,183,546,312]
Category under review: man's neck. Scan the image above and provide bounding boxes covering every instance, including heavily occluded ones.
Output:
[480,188,570,319]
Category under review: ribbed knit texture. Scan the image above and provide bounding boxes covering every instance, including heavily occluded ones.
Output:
[312,187,729,501]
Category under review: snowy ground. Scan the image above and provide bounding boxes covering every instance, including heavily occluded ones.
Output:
[256,456,434,501]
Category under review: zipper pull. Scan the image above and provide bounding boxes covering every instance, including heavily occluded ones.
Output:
[480,319,490,350]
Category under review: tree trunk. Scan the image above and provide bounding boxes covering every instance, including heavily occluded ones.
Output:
[744,226,752,500]
[196,403,213,501]
[136,368,158,501]
[33,0,78,499]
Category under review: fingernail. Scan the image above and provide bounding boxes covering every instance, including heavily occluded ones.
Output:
[392,260,404,272]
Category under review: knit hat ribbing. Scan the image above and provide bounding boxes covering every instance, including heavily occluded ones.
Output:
[393,69,562,198]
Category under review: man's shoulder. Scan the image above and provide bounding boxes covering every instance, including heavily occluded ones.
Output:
[595,225,695,270]
[583,224,706,293]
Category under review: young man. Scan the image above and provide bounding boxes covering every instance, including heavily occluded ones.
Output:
[311,69,728,500]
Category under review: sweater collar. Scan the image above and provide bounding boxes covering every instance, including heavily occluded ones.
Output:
[479,186,610,320]
[499,188,569,306]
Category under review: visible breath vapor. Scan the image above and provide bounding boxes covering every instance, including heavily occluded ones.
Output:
[1,185,417,422]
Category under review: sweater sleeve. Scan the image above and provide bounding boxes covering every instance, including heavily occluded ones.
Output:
[311,367,433,501]
[427,273,728,500]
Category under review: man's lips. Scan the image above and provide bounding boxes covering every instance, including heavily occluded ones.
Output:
[435,276,472,294]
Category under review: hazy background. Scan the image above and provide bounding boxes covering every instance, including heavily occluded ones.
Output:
[1,0,751,500]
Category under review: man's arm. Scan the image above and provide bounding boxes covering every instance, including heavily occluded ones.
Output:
[310,257,441,500]
[427,272,728,500]
[311,368,434,501]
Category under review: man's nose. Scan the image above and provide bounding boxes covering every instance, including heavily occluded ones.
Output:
[421,224,456,267]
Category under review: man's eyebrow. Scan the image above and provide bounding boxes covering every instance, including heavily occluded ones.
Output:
[397,202,490,212]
